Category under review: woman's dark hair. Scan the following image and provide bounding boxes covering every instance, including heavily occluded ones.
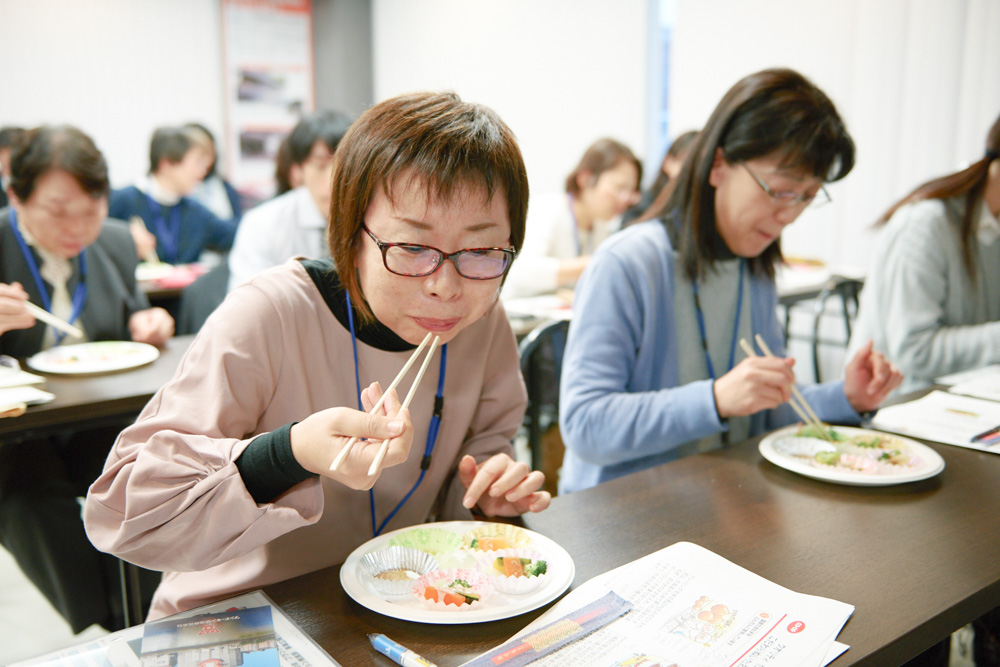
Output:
[9,125,110,202]
[637,129,699,222]
[149,127,193,174]
[874,112,1000,281]
[274,134,295,195]
[287,109,354,165]
[564,138,642,195]
[328,91,529,324]
[663,68,855,281]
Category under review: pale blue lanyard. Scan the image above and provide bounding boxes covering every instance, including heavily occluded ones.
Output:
[344,291,447,537]
[9,209,88,345]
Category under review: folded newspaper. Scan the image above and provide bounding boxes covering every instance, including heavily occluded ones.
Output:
[464,541,853,667]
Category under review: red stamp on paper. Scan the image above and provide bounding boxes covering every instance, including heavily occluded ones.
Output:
[787,620,806,633]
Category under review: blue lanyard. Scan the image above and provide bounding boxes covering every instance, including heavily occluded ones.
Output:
[567,194,582,256]
[344,291,447,537]
[9,209,88,345]
[144,194,182,264]
[691,259,745,380]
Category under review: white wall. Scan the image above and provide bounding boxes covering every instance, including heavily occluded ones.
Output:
[670,0,1000,270]
[371,0,651,201]
[0,0,225,188]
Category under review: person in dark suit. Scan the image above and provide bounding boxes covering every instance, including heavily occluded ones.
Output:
[0,125,173,633]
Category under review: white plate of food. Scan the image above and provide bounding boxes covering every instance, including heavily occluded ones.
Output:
[27,341,160,375]
[759,424,945,486]
[340,521,574,624]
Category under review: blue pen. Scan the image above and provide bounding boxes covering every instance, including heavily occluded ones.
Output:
[368,633,438,667]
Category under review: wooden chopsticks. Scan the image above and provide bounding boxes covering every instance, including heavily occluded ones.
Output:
[24,301,84,340]
[329,332,441,473]
[738,335,833,442]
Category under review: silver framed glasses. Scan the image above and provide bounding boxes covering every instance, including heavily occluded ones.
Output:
[742,163,830,209]
[362,225,516,280]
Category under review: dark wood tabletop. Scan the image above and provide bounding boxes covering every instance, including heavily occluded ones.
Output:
[0,334,194,440]
[263,432,1000,667]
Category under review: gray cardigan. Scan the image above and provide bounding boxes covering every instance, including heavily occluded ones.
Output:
[0,208,149,358]
[849,197,1000,394]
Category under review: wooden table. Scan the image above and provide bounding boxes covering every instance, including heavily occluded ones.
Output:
[263,432,1000,666]
[0,334,193,441]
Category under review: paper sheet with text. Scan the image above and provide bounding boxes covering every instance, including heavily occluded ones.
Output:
[466,541,852,667]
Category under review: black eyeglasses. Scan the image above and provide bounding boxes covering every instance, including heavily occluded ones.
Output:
[362,225,516,280]
[742,163,831,209]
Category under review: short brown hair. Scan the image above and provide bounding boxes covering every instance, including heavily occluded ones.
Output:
[9,125,110,202]
[329,91,529,323]
[565,138,642,195]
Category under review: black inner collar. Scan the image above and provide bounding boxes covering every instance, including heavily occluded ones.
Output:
[300,258,416,352]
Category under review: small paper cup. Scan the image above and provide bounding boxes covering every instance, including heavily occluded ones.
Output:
[359,546,439,597]
[477,548,550,595]
[388,527,462,555]
[412,568,493,611]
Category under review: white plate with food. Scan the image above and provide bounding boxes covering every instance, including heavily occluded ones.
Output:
[340,521,574,624]
[27,341,160,375]
[759,424,945,486]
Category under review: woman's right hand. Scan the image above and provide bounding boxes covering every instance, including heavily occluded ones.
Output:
[289,381,413,490]
[0,282,35,335]
[713,355,796,418]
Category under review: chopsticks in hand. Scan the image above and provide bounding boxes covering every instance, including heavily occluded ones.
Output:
[328,332,441,473]
[24,301,84,340]
[738,335,832,442]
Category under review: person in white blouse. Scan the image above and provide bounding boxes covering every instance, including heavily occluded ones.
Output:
[848,112,1000,395]
[502,138,641,300]
[227,110,352,292]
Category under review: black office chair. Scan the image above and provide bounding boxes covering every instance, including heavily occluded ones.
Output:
[518,319,570,483]
[176,261,230,335]
[782,276,863,382]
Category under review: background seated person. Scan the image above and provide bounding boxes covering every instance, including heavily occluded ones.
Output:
[501,138,641,300]
[622,129,699,226]
[84,92,549,620]
[848,111,1000,395]
[0,125,173,633]
[109,126,238,265]
[183,122,243,227]
[227,109,353,292]
[0,126,27,209]
[559,69,902,494]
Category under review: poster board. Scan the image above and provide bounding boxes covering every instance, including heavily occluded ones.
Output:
[221,0,315,203]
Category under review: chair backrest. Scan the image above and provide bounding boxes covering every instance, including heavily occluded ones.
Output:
[517,319,570,470]
[519,319,570,406]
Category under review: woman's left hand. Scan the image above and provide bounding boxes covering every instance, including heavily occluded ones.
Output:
[458,454,550,517]
[129,307,175,346]
[843,339,904,413]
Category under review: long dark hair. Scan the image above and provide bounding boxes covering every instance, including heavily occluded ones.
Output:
[638,130,699,222]
[875,112,1000,281]
[662,68,855,281]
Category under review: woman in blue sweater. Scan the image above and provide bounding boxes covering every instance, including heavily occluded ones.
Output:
[559,69,903,494]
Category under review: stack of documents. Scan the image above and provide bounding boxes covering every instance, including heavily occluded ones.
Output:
[466,541,853,667]
[0,364,54,415]
[872,390,1000,453]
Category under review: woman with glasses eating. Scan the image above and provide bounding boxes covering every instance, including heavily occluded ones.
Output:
[558,68,903,494]
[84,92,550,620]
